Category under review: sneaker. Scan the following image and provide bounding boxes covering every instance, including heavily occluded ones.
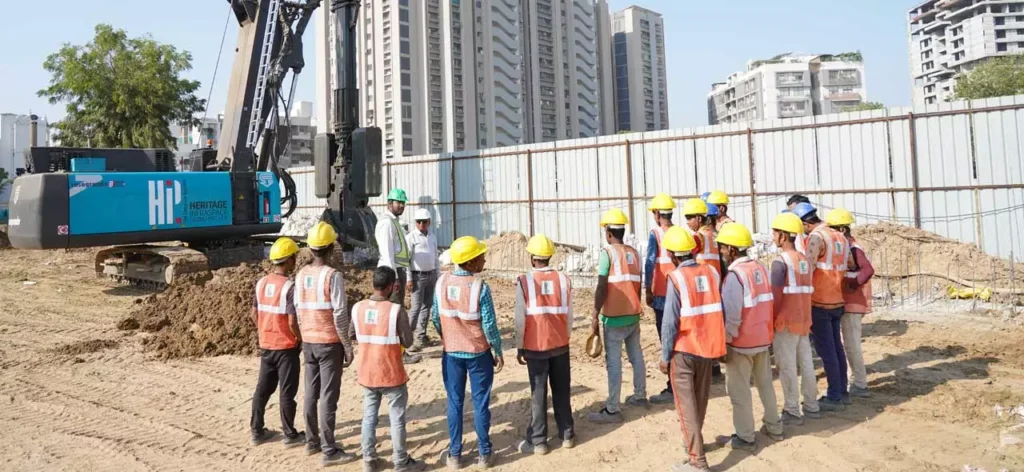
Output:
[802,407,822,420]
[517,440,548,455]
[587,408,624,424]
[671,461,711,472]
[404,352,422,364]
[849,385,872,398]
[282,432,305,448]
[478,453,495,468]
[719,434,756,452]
[625,394,650,408]
[650,389,674,404]
[305,442,322,456]
[321,449,358,466]
[563,435,576,449]
[759,425,784,442]
[818,396,846,411]
[842,393,853,405]
[394,457,426,472]
[250,429,279,446]
[362,459,378,472]
[781,411,804,426]
[438,448,461,471]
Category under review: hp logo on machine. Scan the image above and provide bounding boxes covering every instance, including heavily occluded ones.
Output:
[149,180,183,225]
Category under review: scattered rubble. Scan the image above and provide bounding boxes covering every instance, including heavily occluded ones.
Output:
[279,213,320,238]
[50,339,119,356]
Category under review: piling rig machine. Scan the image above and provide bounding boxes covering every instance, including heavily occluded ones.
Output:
[7,0,381,288]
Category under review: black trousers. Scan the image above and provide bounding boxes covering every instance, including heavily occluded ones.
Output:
[250,347,301,437]
[526,352,574,445]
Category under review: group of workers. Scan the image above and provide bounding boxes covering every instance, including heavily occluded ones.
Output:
[246,187,875,472]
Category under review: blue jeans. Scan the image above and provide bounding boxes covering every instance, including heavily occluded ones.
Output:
[810,306,848,401]
[361,385,408,465]
[442,352,494,458]
[603,323,647,413]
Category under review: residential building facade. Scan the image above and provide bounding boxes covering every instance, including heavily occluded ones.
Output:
[707,53,867,125]
[611,5,669,133]
[908,0,1024,106]
[0,113,49,201]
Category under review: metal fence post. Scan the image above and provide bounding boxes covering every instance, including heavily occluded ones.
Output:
[746,128,758,232]
[625,139,636,234]
[907,112,923,228]
[449,155,458,239]
[526,150,535,235]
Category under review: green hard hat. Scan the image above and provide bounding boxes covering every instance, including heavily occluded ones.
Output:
[387,188,408,202]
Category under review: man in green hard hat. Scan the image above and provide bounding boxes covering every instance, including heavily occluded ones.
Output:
[376,188,420,364]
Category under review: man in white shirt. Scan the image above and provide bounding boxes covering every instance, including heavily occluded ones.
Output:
[405,208,440,351]
[375,188,412,305]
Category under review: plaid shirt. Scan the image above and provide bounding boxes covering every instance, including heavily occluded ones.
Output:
[431,268,503,358]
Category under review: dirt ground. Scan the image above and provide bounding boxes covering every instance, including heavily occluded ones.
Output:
[2,249,1024,472]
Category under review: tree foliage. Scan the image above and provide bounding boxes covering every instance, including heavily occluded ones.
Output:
[37,24,205,149]
[953,55,1024,100]
[844,101,885,112]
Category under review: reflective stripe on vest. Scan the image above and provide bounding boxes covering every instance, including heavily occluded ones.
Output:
[728,259,774,349]
[436,273,490,353]
[256,274,298,350]
[603,244,642,317]
[775,250,813,335]
[843,239,873,314]
[695,227,722,276]
[520,269,571,351]
[353,300,408,388]
[390,217,411,267]
[652,227,675,297]
[669,264,726,358]
[811,225,848,307]
[295,265,341,344]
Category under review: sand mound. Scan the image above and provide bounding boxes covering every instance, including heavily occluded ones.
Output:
[482,232,582,272]
[119,250,375,359]
[50,339,119,356]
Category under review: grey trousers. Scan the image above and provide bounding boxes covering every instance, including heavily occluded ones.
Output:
[603,323,647,414]
[303,342,344,455]
[408,270,437,341]
[361,384,409,465]
[389,267,408,307]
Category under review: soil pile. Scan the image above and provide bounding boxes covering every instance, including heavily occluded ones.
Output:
[50,339,119,356]
[119,250,376,359]
[482,232,582,272]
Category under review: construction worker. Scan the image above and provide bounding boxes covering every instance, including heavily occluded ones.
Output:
[716,222,783,451]
[353,267,425,472]
[376,188,412,304]
[514,234,575,455]
[701,192,720,230]
[768,213,820,425]
[405,208,440,351]
[658,226,725,472]
[433,236,504,470]
[645,193,675,405]
[685,198,721,277]
[705,191,733,230]
[826,208,875,399]
[589,209,647,423]
[296,222,357,465]
[786,195,811,254]
[793,202,849,411]
[700,194,725,381]
[250,237,305,448]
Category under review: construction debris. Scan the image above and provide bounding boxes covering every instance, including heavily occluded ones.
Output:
[50,339,119,356]
[280,213,320,238]
[481,232,582,272]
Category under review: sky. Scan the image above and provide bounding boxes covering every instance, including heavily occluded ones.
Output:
[0,0,916,128]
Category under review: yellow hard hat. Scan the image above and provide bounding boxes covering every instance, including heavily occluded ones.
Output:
[648,193,677,211]
[526,233,555,258]
[715,222,753,249]
[600,208,629,227]
[681,198,708,216]
[268,237,299,263]
[826,208,856,227]
[771,213,804,235]
[450,235,488,265]
[662,226,697,254]
[307,221,339,249]
[706,190,729,205]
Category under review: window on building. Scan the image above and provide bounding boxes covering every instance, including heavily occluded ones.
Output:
[401,72,411,87]
[401,40,410,55]
[999,43,1008,51]
[998,30,1007,39]
[996,17,1006,26]
[400,9,409,22]
[403,138,413,153]
[400,24,409,37]
[402,105,412,119]
[402,89,412,101]
[401,57,410,70]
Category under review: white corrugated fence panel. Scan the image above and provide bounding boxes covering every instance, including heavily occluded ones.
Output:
[595,134,630,199]
[693,123,749,197]
[815,109,892,191]
[979,188,1024,261]
[920,190,977,247]
[915,100,973,188]
[886,106,915,189]
[752,116,816,194]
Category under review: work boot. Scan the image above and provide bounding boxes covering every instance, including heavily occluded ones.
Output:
[587,408,624,424]
[321,449,358,466]
[305,441,322,456]
[650,389,674,404]
[671,461,711,472]
[802,406,822,419]
[406,343,422,353]
[394,457,426,472]
[781,411,804,426]
[759,425,784,442]
[362,459,378,472]
[478,452,495,468]
[849,385,871,398]
[282,432,305,449]
[517,440,549,455]
[250,428,279,446]
[719,434,756,452]
[625,394,650,408]
[439,448,461,471]
[818,396,846,411]
[562,434,576,449]
[404,352,422,364]
[842,393,853,405]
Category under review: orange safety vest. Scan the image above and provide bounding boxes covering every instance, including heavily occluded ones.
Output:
[352,299,408,388]
[295,265,342,344]
[774,250,813,335]
[810,225,848,308]
[695,226,722,277]
[843,238,873,314]
[669,264,726,359]
[715,214,734,232]
[651,226,675,297]
[728,259,775,349]
[435,273,490,354]
[795,232,807,256]
[518,269,571,352]
[603,244,643,316]
[255,273,299,350]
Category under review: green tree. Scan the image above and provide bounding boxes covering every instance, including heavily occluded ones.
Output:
[38,24,204,149]
[0,169,10,189]
[953,54,1024,100]
[844,101,885,112]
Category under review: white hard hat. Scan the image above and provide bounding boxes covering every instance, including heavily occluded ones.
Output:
[414,208,431,221]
